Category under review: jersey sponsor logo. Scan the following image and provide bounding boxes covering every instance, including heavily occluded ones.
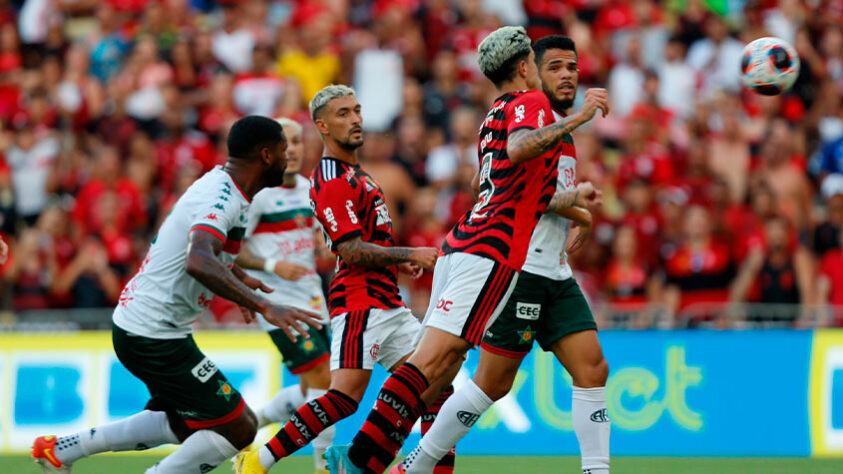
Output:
[457,410,480,427]
[323,207,339,232]
[191,357,218,383]
[538,109,545,128]
[370,343,380,361]
[514,104,525,123]
[516,302,541,320]
[436,299,453,312]
[590,408,610,423]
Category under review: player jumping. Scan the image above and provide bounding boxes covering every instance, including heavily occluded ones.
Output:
[395,35,611,474]
[234,85,459,474]
[234,117,335,473]
[31,116,322,474]
[326,26,608,474]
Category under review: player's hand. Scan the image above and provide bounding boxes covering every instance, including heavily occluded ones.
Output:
[238,306,256,324]
[574,181,600,208]
[0,236,8,265]
[575,88,609,124]
[567,209,593,254]
[262,305,323,342]
[240,273,275,293]
[274,262,310,281]
[409,247,439,271]
[399,262,423,279]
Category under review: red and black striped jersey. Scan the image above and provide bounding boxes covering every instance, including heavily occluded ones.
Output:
[310,157,404,317]
[442,90,560,271]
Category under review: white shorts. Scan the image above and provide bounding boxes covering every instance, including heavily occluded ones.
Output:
[329,306,420,371]
[419,253,518,345]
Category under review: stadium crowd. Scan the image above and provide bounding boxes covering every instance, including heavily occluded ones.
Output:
[0,0,842,328]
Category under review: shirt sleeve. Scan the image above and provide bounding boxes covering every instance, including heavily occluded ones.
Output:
[507,91,553,135]
[189,191,242,244]
[312,177,363,249]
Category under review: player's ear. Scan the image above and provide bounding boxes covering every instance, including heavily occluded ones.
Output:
[314,117,330,136]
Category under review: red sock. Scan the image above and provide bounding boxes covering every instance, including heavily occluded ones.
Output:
[348,363,429,473]
[421,385,455,473]
[265,389,357,460]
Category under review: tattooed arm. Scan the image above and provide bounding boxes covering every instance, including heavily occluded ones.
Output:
[336,237,439,270]
[546,182,600,216]
[507,88,609,164]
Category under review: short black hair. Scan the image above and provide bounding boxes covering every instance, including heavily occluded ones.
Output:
[227,116,285,160]
[485,51,532,87]
[533,35,577,66]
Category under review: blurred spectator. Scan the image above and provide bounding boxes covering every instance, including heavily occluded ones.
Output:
[686,15,744,97]
[5,118,60,225]
[815,175,843,257]
[232,45,286,116]
[277,5,340,104]
[426,106,478,189]
[212,3,256,73]
[730,216,813,322]
[608,34,645,118]
[663,205,735,323]
[604,225,660,311]
[658,36,697,120]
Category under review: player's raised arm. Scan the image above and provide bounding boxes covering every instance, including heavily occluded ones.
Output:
[335,238,438,270]
[507,88,609,163]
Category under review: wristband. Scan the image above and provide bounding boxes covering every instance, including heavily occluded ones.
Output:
[263,258,277,274]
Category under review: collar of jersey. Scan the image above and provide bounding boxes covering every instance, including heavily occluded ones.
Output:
[219,165,252,203]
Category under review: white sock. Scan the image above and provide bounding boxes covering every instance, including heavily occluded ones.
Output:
[573,386,610,474]
[259,445,276,470]
[145,429,238,474]
[257,384,305,427]
[307,388,334,471]
[55,410,178,465]
[405,379,493,474]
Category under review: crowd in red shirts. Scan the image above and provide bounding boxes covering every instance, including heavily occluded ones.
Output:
[1,0,842,328]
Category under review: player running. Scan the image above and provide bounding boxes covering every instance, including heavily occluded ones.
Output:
[234,117,335,473]
[234,85,459,474]
[326,26,608,474]
[31,116,322,474]
[394,35,611,474]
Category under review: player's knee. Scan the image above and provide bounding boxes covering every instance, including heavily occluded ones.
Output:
[482,377,513,402]
[575,357,609,388]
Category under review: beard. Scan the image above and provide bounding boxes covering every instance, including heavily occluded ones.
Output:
[265,162,287,187]
[338,134,364,151]
[543,84,575,112]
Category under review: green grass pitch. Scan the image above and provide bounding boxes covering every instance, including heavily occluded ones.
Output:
[2,455,841,473]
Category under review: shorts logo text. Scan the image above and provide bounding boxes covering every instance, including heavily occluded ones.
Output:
[516,302,541,320]
[190,357,218,383]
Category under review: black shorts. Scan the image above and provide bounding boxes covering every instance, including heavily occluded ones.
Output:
[481,272,596,359]
[112,323,244,429]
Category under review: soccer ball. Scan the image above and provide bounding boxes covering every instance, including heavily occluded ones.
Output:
[740,37,800,96]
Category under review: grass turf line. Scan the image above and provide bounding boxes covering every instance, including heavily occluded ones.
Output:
[2,455,841,473]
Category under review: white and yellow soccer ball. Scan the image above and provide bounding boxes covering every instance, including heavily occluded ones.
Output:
[740,36,800,96]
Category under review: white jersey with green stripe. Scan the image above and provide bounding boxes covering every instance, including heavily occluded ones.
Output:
[243,174,328,329]
[113,166,252,339]
[521,110,575,281]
